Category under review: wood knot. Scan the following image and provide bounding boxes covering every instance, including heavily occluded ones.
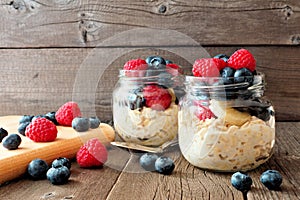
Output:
[158,4,167,14]
[291,35,300,45]
[9,0,36,12]
[282,5,293,20]
[9,0,25,10]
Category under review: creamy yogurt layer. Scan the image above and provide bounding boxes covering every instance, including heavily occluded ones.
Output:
[114,102,178,146]
[178,106,275,171]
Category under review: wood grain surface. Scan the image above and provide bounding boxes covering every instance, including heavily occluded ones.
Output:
[0,0,299,199]
[0,0,299,47]
[0,122,299,200]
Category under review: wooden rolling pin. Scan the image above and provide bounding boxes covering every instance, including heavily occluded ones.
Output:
[0,115,115,185]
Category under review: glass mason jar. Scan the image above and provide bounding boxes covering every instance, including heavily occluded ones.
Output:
[113,69,184,147]
[178,73,275,172]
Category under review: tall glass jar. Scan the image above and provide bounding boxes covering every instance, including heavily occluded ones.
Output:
[178,73,275,172]
[113,69,183,147]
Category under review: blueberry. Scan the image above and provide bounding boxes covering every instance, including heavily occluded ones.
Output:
[72,117,90,132]
[147,56,166,69]
[27,158,49,180]
[0,127,8,142]
[89,117,101,129]
[128,87,145,110]
[165,59,173,64]
[214,54,229,62]
[234,68,254,84]
[2,134,22,150]
[139,153,159,171]
[45,111,59,125]
[47,166,70,185]
[52,157,71,169]
[155,156,175,175]
[18,122,30,136]
[32,115,51,122]
[19,115,34,124]
[231,172,252,192]
[220,67,235,84]
[145,56,155,65]
[235,99,274,121]
[260,170,282,190]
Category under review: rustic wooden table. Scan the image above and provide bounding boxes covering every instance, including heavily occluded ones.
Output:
[0,122,299,200]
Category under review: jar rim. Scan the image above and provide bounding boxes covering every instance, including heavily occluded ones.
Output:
[119,68,182,78]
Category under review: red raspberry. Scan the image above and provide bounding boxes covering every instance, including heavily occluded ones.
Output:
[55,101,81,126]
[166,63,184,75]
[194,105,214,121]
[76,138,108,168]
[192,58,225,77]
[143,85,172,111]
[25,118,57,142]
[227,49,256,72]
[123,59,148,71]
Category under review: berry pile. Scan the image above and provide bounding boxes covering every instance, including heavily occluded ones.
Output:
[192,49,256,84]
[24,138,108,185]
[16,101,102,143]
[0,102,108,185]
[27,157,71,185]
[191,49,274,123]
[139,153,175,175]
[231,170,283,194]
[0,127,22,150]
[123,56,183,111]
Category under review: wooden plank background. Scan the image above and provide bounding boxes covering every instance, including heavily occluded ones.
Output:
[0,0,299,121]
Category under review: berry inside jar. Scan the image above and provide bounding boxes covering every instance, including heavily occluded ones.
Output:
[113,56,184,146]
[178,49,275,172]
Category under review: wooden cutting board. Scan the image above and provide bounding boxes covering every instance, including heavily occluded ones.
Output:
[0,115,115,185]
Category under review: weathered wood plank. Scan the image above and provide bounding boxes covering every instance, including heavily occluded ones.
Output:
[0,46,299,121]
[0,0,299,47]
[0,122,298,199]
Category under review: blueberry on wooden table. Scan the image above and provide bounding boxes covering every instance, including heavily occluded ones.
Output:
[32,114,51,122]
[47,166,70,185]
[2,133,22,150]
[45,111,59,125]
[27,158,49,180]
[89,117,101,129]
[231,172,253,192]
[19,115,34,124]
[0,127,8,142]
[260,170,283,190]
[155,156,175,175]
[18,121,30,136]
[72,117,90,132]
[52,157,71,169]
[139,153,159,171]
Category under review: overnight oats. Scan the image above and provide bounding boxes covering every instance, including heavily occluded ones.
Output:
[178,49,275,172]
[113,56,184,146]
